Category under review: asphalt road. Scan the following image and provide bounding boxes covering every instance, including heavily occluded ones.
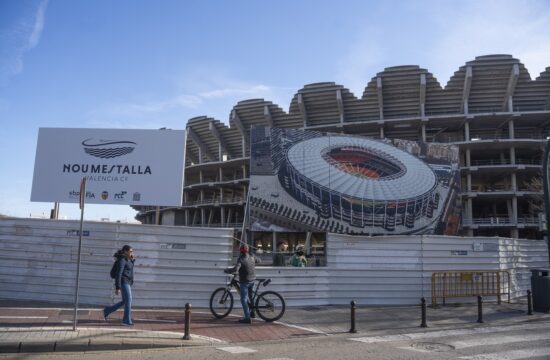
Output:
[2,320,549,360]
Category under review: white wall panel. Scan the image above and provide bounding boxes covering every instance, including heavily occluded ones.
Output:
[0,219,547,308]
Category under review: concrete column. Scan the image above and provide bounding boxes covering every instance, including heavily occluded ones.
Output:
[199,170,203,184]
[201,208,205,225]
[464,121,470,141]
[185,209,189,226]
[466,228,474,237]
[508,119,515,139]
[511,172,517,191]
[272,232,277,255]
[466,148,471,167]
[512,196,518,223]
[507,200,513,219]
[510,147,516,165]
[467,173,472,192]
[467,198,473,219]
[221,207,225,226]
[500,152,506,164]
[421,123,427,142]
[380,126,384,139]
[510,229,519,239]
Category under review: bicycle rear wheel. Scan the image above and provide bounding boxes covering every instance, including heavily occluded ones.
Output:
[209,287,234,319]
[255,290,285,322]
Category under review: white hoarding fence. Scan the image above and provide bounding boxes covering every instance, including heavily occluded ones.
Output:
[31,128,186,206]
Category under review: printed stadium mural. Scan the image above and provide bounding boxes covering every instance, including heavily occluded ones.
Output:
[249,127,461,235]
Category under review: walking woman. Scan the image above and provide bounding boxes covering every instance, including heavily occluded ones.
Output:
[103,245,135,325]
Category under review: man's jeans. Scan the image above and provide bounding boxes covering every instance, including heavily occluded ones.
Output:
[239,281,254,320]
[104,282,132,324]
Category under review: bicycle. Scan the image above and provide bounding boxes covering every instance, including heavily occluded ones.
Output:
[209,273,286,322]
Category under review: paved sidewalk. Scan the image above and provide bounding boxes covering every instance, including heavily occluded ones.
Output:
[0,299,548,354]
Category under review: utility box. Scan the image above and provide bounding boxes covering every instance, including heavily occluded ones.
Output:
[530,269,550,313]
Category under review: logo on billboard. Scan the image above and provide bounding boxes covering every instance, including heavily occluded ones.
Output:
[82,139,136,159]
[101,191,109,200]
[69,190,95,199]
[133,192,141,201]
[114,191,127,200]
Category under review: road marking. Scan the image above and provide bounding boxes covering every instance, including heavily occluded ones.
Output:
[274,321,327,335]
[349,322,550,344]
[217,346,257,354]
[450,333,550,349]
[459,347,550,360]
[0,316,48,319]
[262,358,295,360]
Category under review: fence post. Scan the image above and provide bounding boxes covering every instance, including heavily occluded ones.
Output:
[420,297,428,328]
[350,300,357,333]
[527,290,533,315]
[183,303,192,340]
[477,295,484,323]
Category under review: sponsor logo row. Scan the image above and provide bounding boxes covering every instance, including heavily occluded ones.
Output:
[68,190,141,201]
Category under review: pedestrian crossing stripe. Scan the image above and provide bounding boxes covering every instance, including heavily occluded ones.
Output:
[217,346,257,354]
[459,347,550,360]
[349,322,550,344]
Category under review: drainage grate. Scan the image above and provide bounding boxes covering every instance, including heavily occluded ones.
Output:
[58,310,89,316]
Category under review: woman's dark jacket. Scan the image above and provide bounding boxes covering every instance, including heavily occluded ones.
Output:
[114,252,134,290]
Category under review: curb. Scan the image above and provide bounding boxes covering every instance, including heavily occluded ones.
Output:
[0,338,209,354]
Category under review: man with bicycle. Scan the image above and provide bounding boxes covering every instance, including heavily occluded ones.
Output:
[224,244,259,324]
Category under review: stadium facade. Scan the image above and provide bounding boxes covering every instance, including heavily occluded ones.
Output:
[135,54,550,240]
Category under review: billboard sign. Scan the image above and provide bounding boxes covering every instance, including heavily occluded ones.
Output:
[31,128,186,206]
[249,127,461,235]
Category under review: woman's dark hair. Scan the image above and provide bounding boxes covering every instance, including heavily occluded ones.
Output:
[121,245,132,253]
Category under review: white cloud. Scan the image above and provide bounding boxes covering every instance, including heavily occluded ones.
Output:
[429,0,550,85]
[0,0,49,85]
[87,80,296,129]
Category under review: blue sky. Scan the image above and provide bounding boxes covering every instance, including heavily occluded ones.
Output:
[1,0,550,222]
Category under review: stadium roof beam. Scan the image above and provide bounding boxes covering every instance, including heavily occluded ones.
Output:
[502,63,519,112]
[298,93,308,126]
[231,109,248,156]
[420,73,426,118]
[377,77,384,120]
[187,127,215,163]
[209,121,234,159]
[336,89,345,124]
[461,66,472,114]
[264,105,274,127]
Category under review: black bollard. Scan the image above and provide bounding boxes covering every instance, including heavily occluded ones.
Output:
[527,290,533,315]
[350,300,357,333]
[477,295,484,323]
[183,303,192,340]
[420,297,428,328]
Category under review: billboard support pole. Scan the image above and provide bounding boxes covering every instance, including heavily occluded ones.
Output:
[542,139,550,266]
[73,177,86,331]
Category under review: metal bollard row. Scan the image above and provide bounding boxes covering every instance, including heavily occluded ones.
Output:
[349,300,357,333]
[183,303,192,340]
[477,295,484,323]
[420,297,428,328]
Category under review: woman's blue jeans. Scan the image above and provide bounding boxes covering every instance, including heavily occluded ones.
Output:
[104,282,132,324]
[239,281,254,320]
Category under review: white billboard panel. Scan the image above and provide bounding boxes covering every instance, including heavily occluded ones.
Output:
[31,128,186,206]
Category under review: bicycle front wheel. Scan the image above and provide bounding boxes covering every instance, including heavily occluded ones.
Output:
[209,287,234,319]
[255,290,285,322]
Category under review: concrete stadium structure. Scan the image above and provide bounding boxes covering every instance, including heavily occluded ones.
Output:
[135,55,550,240]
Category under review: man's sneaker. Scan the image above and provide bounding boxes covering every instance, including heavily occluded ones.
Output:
[122,322,134,326]
[238,318,251,324]
[102,309,108,321]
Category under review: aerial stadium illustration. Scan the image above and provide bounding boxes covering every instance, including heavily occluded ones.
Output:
[249,127,460,235]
